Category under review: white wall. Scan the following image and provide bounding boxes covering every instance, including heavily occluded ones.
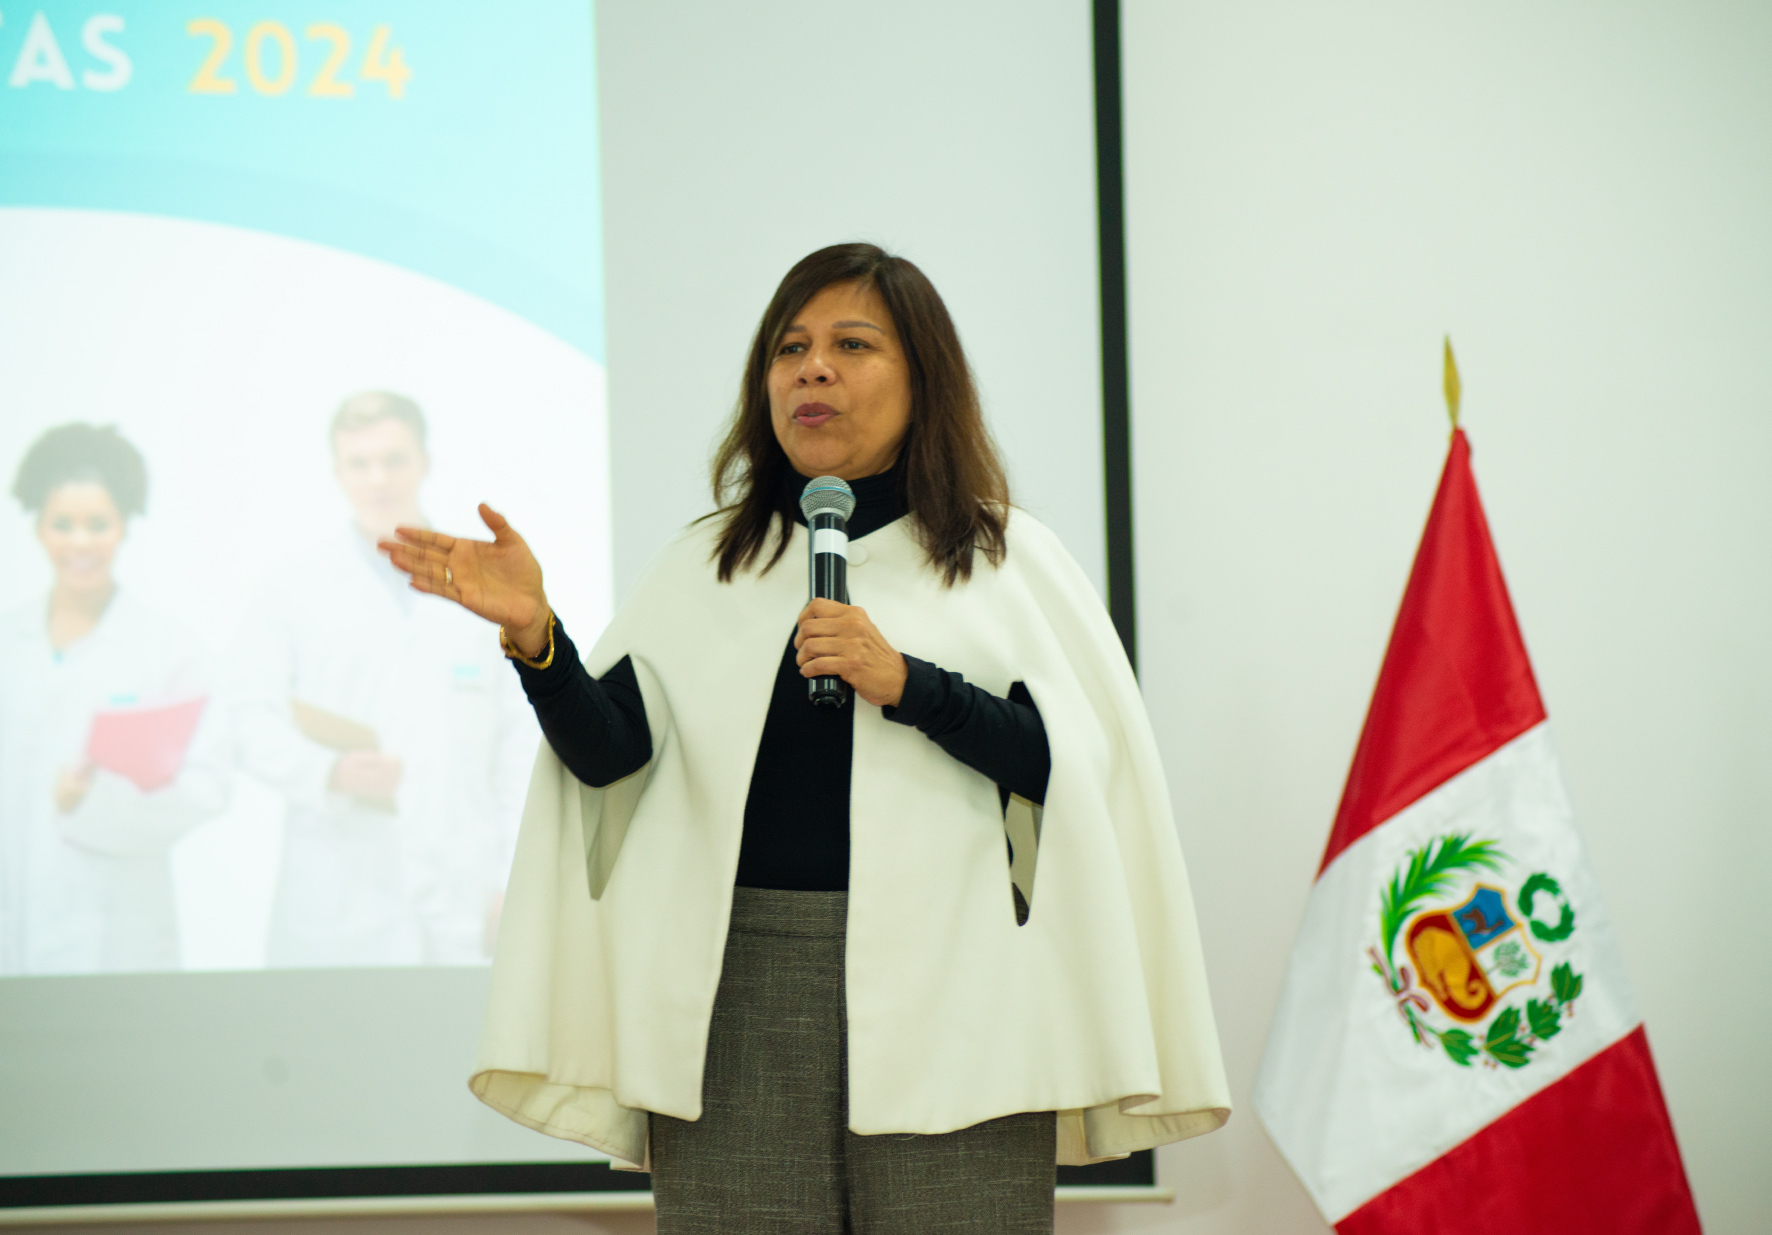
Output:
[17,3,1772,1233]
[1101,2,1772,1233]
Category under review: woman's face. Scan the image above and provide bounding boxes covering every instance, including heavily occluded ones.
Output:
[37,482,125,593]
[768,281,912,480]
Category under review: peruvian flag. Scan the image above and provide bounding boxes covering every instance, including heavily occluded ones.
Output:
[1254,428,1701,1232]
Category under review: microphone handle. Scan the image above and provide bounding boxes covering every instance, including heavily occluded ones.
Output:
[807,511,850,708]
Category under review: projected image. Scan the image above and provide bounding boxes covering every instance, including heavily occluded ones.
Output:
[0,209,611,977]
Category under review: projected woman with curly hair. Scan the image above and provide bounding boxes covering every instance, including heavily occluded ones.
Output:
[0,423,227,975]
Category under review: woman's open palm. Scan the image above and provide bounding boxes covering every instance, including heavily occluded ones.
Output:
[381,504,549,642]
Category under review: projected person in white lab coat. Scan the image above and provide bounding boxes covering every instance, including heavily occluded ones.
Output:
[0,423,228,975]
[233,392,537,967]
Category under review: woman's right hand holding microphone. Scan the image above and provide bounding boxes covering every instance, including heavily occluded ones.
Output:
[380,503,552,657]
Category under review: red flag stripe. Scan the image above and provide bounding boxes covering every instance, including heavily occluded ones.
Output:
[1335,1026,1701,1235]
[1319,430,1545,875]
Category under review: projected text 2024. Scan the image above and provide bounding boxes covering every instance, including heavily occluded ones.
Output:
[187,20,410,97]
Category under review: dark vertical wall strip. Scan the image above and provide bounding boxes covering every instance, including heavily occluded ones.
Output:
[1092,0,1138,670]
[1080,2,1160,1189]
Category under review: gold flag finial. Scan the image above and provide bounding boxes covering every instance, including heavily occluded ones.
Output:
[1443,336,1462,431]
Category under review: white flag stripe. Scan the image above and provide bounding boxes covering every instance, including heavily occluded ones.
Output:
[1255,724,1640,1221]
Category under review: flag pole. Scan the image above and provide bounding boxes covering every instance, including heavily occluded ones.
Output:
[1442,336,1462,436]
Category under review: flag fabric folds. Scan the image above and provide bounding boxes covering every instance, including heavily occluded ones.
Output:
[1255,430,1701,1233]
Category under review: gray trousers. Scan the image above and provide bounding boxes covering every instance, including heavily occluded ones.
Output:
[651,887,1055,1234]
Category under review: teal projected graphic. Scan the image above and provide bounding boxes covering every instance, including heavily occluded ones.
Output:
[0,1,609,978]
[0,1,604,358]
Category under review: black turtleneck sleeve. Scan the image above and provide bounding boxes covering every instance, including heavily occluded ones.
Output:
[883,658,1049,805]
[509,619,651,789]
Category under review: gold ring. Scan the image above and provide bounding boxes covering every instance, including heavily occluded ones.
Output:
[445,566,453,587]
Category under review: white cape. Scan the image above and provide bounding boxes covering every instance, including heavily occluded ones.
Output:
[470,511,1230,1167]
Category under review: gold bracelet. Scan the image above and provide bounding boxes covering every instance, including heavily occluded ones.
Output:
[500,611,557,670]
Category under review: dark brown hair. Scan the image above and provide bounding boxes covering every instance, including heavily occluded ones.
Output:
[710,243,1009,585]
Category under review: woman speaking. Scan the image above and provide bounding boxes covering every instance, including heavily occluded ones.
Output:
[386,245,1229,1233]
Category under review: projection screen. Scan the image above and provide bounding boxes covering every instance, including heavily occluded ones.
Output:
[0,0,1122,1214]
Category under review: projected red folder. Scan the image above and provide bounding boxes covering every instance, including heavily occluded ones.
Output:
[84,696,208,792]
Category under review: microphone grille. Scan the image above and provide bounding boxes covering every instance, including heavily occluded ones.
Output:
[799,476,856,521]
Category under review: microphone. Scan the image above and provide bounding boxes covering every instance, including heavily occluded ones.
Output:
[800,475,856,708]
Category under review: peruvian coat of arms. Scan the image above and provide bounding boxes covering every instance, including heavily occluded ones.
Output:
[1369,834,1584,1068]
